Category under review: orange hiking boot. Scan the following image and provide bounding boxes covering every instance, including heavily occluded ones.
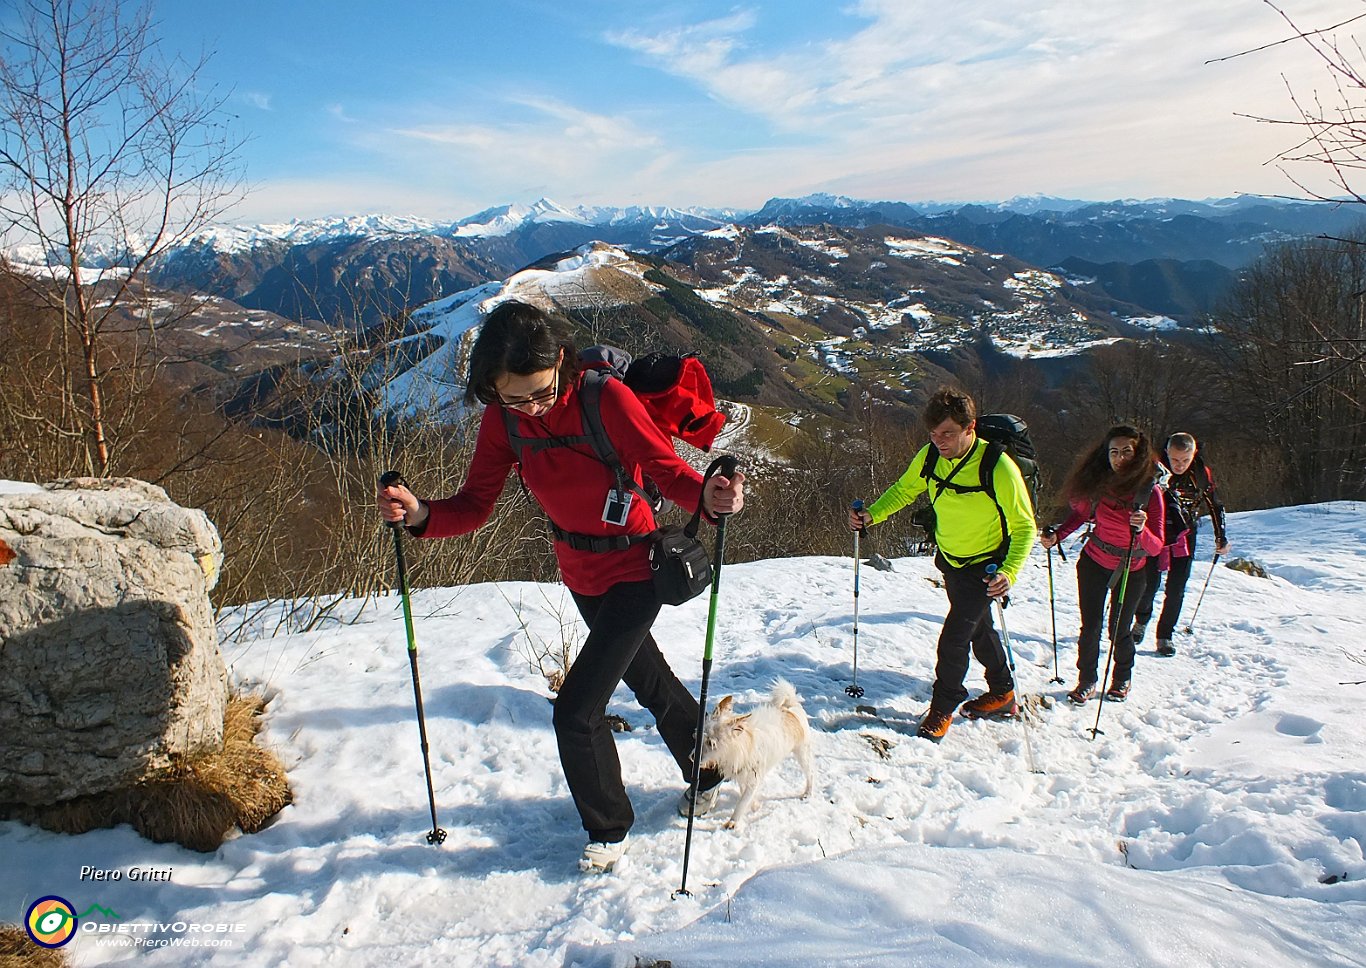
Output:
[961,689,1018,720]
[917,707,953,742]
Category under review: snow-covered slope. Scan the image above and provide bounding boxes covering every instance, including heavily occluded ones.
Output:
[2,502,1363,965]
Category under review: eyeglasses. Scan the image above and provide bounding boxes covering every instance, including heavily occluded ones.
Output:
[497,370,559,409]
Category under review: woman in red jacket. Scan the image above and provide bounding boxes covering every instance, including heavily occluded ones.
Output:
[376,301,744,873]
[1040,425,1164,705]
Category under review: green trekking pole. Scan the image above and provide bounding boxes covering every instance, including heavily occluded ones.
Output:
[675,455,739,900]
[1091,528,1137,741]
[378,471,447,846]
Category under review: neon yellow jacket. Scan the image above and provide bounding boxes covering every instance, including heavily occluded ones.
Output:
[866,439,1038,583]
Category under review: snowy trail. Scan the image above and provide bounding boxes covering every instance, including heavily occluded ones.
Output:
[1,504,1363,966]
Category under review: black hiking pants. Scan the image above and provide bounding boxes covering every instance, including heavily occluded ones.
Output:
[557,580,717,844]
[930,553,1014,713]
[1075,552,1149,688]
[1135,529,1198,640]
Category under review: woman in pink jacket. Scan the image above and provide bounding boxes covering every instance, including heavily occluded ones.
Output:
[1040,425,1164,705]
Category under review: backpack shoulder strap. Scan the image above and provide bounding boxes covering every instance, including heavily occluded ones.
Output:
[979,441,1004,502]
[577,370,618,470]
[577,371,653,505]
[920,443,939,482]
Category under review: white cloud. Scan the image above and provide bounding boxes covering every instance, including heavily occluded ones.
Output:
[239,91,272,112]
[216,1,1359,220]
[595,0,1352,203]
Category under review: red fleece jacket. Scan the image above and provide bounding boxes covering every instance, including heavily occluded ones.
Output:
[414,374,706,596]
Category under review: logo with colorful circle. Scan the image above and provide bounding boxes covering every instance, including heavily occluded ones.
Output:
[25,895,78,948]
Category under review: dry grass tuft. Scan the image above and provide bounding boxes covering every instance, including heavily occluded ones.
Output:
[2,693,291,852]
[0,924,71,967]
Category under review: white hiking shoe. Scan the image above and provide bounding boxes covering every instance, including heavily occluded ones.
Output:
[579,836,629,873]
[677,784,721,818]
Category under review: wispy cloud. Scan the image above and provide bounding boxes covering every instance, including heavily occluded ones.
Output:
[238,91,273,112]
[378,97,665,194]
[589,0,1349,204]
[214,1,1352,220]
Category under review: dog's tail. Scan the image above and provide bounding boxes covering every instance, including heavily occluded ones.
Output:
[771,678,803,710]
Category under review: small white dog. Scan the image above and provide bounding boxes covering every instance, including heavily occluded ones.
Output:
[699,679,815,830]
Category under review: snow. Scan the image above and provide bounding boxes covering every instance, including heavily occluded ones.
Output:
[1127,315,1183,331]
[3,500,1365,966]
[884,236,969,266]
[368,242,651,418]
[453,199,589,238]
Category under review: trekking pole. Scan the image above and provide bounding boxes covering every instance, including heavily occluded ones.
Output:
[1182,552,1222,635]
[846,499,865,699]
[985,565,1042,774]
[675,455,740,900]
[378,471,447,846]
[1043,528,1065,684]
[1091,529,1137,741]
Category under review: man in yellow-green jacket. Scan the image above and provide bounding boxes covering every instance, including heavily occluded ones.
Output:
[848,387,1037,743]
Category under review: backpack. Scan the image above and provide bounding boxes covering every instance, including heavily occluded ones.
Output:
[501,345,727,552]
[1155,464,1194,544]
[914,413,1039,563]
[920,414,1040,509]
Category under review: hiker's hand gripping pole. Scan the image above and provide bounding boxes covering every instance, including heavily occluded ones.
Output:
[378,470,447,846]
[676,456,740,900]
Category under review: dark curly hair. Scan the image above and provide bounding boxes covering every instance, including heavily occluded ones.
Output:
[464,300,579,406]
[1059,424,1159,505]
[922,386,976,430]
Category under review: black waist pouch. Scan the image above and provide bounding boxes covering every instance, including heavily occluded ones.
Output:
[649,522,712,605]
[648,457,734,606]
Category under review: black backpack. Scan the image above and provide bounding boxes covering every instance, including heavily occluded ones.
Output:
[914,413,1039,561]
[920,413,1040,511]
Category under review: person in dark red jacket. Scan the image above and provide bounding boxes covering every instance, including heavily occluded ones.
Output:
[1132,432,1230,657]
[376,301,745,874]
[1039,425,1164,705]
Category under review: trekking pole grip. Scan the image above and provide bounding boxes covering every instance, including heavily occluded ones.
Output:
[704,455,740,520]
[379,470,407,530]
[1042,524,1066,562]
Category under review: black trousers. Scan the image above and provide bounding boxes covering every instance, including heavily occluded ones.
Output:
[1075,552,1149,687]
[1135,529,1198,640]
[557,580,715,843]
[931,554,1014,713]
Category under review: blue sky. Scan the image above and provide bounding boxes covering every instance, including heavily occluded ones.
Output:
[147,0,1351,223]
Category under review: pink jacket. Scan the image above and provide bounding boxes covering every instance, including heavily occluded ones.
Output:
[1053,488,1165,572]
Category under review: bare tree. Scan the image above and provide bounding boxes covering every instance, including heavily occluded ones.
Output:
[1212,233,1366,504]
[0,0,244,476]
[1211,2,1366,453]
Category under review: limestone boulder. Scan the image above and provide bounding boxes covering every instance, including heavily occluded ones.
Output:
[0,478,228,804]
